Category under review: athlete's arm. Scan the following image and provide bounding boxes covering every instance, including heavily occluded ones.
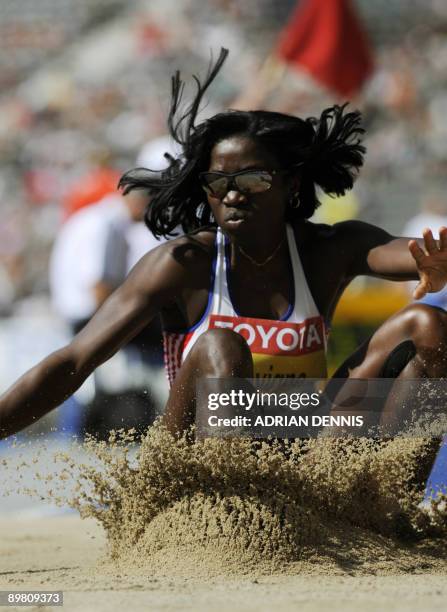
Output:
[92,281,114,307]
[336,220,447,297]
[0,242,190,439]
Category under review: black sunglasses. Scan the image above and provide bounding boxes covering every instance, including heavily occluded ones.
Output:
[199,169,286,199]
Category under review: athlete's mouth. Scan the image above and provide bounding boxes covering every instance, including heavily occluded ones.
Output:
[225,210,250,222]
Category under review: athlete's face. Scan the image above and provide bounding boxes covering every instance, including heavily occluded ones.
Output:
[205,135,293,238]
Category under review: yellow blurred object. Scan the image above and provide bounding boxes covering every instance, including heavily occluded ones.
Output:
[333,284,410,325]
[314,192,359,224]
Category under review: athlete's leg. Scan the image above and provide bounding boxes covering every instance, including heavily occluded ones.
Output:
[331,304,447,431]
[333,304,447,379]
[163,328,253,436]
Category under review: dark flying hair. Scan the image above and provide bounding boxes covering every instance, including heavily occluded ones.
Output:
[119,48,366,238]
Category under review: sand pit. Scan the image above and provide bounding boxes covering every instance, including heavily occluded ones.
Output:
[1,515,447,612]
[1,426,446,611]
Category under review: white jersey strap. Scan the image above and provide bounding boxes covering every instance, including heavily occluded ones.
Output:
[285,224,320,320]
[212,225,320,321]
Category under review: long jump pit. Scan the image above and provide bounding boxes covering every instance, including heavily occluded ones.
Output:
[1,425,446,612]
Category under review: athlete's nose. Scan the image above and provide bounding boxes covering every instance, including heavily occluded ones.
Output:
[222,190,247,206]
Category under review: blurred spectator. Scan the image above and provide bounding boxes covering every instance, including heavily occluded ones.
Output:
[137,134,182,170]
[50,189,148,325]
[403,188,447,239]
[134,133,184,244]
[49,188,166,437]
[1,0,447,306]
[62,158,121,220]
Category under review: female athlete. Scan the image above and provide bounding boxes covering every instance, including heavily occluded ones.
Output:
[1,49,447,439]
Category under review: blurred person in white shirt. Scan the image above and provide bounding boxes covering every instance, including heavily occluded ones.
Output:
[49,188,167,437]
[49,136,183,436]
[50,189,149,330]
[137,134,182,172]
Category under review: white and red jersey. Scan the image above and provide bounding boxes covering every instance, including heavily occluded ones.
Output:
[163,225,327,386]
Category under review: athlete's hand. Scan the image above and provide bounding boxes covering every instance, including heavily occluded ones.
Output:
[409,227,447,299]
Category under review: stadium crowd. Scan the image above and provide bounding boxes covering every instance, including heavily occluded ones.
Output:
[0,0,446,308]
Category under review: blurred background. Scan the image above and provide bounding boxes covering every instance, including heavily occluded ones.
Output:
[1,0,447,437]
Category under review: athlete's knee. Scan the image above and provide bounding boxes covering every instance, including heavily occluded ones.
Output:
[393,304,447,376]
[401,304,447,347]
[191,328,253,374]
[195,328,250,354]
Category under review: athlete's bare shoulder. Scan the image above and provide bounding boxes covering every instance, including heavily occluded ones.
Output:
[165,226,216,263]
[293,218,391,250]
[290,219,391,282]
[291,219,337,249]
[292,218,399,287]
[124,227,216,303]
[153,227,215,275]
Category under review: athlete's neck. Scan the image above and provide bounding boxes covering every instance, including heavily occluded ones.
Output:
[232,226,286,264]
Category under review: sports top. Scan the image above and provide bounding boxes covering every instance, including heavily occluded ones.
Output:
[163,225,327,386]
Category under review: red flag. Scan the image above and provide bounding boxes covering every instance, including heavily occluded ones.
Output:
[276,0,374,98]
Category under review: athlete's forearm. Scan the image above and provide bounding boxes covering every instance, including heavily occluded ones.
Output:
[0,347,89,439]
[337,222,428,280]
[366,237,420,280]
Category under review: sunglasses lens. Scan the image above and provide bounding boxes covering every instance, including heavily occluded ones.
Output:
[202,175,229,198]
[235,171,272,193]
[201,171,274,198]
